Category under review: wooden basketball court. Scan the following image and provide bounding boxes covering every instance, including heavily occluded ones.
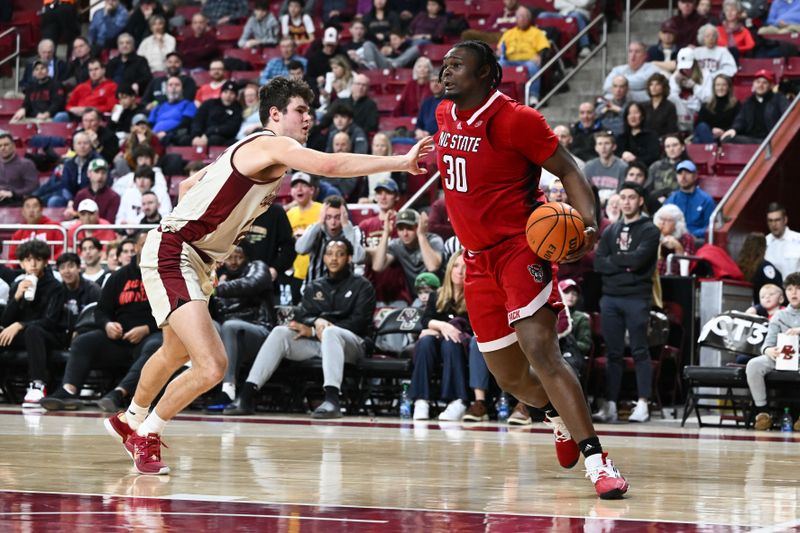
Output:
[1,407,799,531]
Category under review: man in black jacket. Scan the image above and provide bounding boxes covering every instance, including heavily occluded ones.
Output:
[210,243,275,408]
[224,236,376,418]
[244,203,297,310]
[12,60,66,123]
[721,70,789,145]
[24,253,101,408]
[593,182,660,424]
[0,241,61,407]
[42,233,161,411]
[189,81,243,148]
[318,73,379,134]
[105,33,153,99]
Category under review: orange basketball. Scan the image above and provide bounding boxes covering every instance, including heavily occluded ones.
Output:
[525,202,586,263]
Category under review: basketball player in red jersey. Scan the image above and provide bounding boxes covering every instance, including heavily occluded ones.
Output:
[103,77,433,475]
[435,41,628,499]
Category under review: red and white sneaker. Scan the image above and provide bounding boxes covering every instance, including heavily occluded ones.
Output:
[544,415,579,469]
[585,452,629,499]
[129,432,170,475]
[104,412,135,459]
[22,382,46,408]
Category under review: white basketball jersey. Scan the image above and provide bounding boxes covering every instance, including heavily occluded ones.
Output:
[159,131,282,263]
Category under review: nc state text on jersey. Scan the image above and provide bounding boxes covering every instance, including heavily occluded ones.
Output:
[438,132,482,153]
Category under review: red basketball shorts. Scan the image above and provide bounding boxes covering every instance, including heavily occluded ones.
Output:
[463,234,564,352]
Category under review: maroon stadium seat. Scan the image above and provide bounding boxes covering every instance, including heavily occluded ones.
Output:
[715,144,758,176]
[216,25,244,46]
[685,143,717,175]
[166,145,208,161]
[224,48,268,69]
[698,175,735,201]
[0,97,23,117]
[736,57,785,82]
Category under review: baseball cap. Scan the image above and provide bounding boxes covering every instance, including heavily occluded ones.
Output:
[676,160,697,173]
[323,27,339,44]
[396,208,420,227]
[753,68,775,84]
[77,199,99,213]
[32,59,46,69]
[559,279,581,294]
[221,80,238,93]
[374,177,398,193]
[291,171,312,185]
[660,19,678,34]
[415,272,441,290]
[676,48,694,70]
[88,158,108,172]
[132,113,149,126]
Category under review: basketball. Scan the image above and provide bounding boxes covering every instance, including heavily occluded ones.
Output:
[525,202,586,262]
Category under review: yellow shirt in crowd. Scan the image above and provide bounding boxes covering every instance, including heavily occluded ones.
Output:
[286,201,322,280]
[497,26,550,62]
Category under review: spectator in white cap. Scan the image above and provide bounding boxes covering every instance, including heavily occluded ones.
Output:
[306,26,352,85]
[68,198,118,246]
[69,158,121,222]
[669,47,712,129]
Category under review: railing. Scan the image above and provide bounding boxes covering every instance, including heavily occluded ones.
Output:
[707,95,800,245]
[70,224,158,251]
[0,27,21,94]
[525,13,608,108]
[0,224,68,265]
[400,172,440,211]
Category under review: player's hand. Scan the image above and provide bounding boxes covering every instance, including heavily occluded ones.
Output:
[401,136,435,175]
[564,226,597,263]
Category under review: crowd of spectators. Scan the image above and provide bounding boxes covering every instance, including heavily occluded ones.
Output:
[0,0,797,427]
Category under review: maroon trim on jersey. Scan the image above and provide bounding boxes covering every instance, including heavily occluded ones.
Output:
[156,232,191,311]
[229,131,284,186]
[174,172,257,243]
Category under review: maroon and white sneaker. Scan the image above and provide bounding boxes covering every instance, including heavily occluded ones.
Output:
[130,432,170,475]
[585,452,629,499]
[544,415,579,469]
[104,412,135,459]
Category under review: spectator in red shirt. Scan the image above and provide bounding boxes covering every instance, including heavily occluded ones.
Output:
[67,199,117,247]
[178,13,220,70]
[194,59,228,107]
[394,56,433,117]
[7,195,65,262]
[69,158,121,223]
[56,58,118,122]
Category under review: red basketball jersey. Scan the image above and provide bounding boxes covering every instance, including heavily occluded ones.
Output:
[434,91,558,251]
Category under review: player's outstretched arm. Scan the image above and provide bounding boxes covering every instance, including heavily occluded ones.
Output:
[542,144,597,261]
[238,135,434,179]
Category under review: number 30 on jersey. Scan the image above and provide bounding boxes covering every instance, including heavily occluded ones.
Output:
[442,155,468,192]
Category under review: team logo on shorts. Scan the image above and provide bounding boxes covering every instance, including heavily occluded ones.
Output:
[260,191,277,207]
[528,264,544,283]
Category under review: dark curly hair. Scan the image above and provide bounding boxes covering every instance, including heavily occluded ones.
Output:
[444,40,503,92]
[258,77,315,125]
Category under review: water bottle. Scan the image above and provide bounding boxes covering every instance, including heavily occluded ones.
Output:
[399,383,412,419]
[497,393,510,423]
[781,407,793,432]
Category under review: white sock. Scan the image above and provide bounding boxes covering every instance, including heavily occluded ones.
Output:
[126,400,150,430]
[222,382,236,401]
[137,411,167,437]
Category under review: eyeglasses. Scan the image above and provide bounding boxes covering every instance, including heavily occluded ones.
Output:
[549,188,566,194]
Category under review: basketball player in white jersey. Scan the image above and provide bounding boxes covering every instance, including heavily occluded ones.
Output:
[104,77,434,474]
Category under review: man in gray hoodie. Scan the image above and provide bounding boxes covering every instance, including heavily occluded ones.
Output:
[295,195,364,284]
[747,271,800,431]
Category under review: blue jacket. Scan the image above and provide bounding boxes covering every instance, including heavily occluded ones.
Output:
[767,0,800,25]
[61,151,99,199]
[664,187,716,238]
[149,100,197,133]
[416,95,443,136]
[89,6,129,48]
